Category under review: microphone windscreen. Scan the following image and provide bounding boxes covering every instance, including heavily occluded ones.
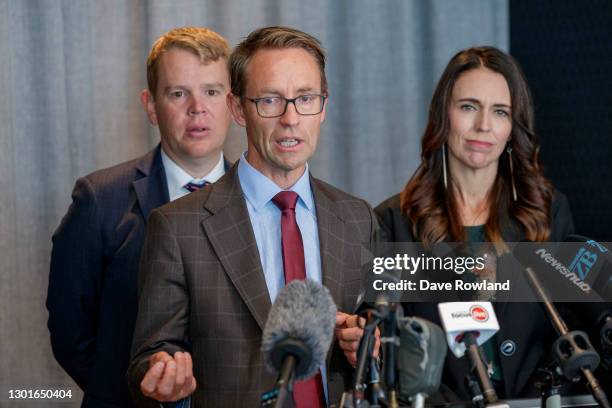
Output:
[513,236,612,302]
[397,317,447,398]
[563,235,612,299]
[261,280,337,380]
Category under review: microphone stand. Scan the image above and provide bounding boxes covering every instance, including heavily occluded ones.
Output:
[462,332,500,406]
[381,304,400,408]
[524,266,611,408]
[599,313,612,371]
[368,357,385,405]
[534,366,563,408]
[261,350,297,408]
[464,372,485,408]
[261,354,296,407]
[353,312,382,408]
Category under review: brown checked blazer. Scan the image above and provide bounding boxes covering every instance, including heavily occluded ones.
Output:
[127,162,378,407]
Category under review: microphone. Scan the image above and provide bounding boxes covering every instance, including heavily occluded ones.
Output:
[260,280,337,408]
[514,235,612,302]
[561,235,612,304]
[397,317,447,408]
[437,302,499,358]
[438,302,503,406]
[354,267,403,315]
[352,269,402,407]
[598,311,612,371]
[513,239,611,408]
[513,236,612,362]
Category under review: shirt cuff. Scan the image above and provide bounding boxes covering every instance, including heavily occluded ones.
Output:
[160,396,190,408]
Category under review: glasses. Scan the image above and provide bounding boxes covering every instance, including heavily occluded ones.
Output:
[244,94,327,118]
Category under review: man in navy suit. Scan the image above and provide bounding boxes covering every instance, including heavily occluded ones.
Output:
[46,27,233,407]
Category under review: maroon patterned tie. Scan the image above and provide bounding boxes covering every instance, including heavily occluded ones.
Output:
[272,191,326,408]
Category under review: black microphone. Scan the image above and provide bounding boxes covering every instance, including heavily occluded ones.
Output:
[513,239,611,408]
[598,312,612,371]
[355,266,403,315]
[512,236,612,302]
[514,237,612,363]
[397,317,447,408]
[557,235,612,302]
[352,269,402,407]
[563,236,612,371]
[260,280,337,408]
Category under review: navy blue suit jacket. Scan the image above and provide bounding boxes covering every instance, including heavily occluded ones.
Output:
[48,145,232,407]
[47,145,170,407]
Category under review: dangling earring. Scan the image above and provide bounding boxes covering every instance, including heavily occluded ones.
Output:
[442,143,448,189]
[507,145,517,202]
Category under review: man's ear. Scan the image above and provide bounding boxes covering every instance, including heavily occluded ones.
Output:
[227,93,247,128]
[319,94,327,124]
[141,89,158,125]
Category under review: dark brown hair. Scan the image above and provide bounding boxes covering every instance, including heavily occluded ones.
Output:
[229,26,327,97]
[400,46,553,247]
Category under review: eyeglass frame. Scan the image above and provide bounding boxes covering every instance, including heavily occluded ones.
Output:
[242,93,328,118]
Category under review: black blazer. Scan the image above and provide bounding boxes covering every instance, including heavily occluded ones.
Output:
[47,145,231,408]
[374,191,602,398]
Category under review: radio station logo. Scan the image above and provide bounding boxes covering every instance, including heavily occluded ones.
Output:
[568,247,598,280]
[469,305,489,322]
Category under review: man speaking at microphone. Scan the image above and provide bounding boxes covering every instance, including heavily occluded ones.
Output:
[128,26,378,407]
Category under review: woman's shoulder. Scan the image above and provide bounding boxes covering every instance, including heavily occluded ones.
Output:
[374,193,416,242]
[551,188,571,213]
[374,193,402,214]
[549,188,575,241]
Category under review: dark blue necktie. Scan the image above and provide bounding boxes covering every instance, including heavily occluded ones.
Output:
[183,181,209,192]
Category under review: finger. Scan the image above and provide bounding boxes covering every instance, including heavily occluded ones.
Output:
[157,359,177,399]
[183,375,197,398]
[336,312,349,327]
[336,327,363,342]
[338,339,360,353]
[141,361,165,396]
[150,351,173,367]
[344,314,359,327]
[174,352,186,392]
[344,314,365,328]
[183,352,197,395]
[184,352,194,377]
[343,351,357,367]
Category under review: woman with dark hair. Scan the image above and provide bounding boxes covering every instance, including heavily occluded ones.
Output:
[375,47,577,398]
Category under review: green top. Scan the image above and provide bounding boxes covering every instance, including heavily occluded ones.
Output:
[464,224,486,242]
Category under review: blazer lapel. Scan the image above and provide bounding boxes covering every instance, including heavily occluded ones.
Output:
[133,145,170,221]
[201,164,271,330]
[311,178,345,308]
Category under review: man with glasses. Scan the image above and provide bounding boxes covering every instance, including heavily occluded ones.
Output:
[128,26,378,407]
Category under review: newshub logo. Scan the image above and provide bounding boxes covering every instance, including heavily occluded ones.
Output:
[469,305,489,322]
[535,248,591,293]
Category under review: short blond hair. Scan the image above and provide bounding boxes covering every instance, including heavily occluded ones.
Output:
[146,27,230,96]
